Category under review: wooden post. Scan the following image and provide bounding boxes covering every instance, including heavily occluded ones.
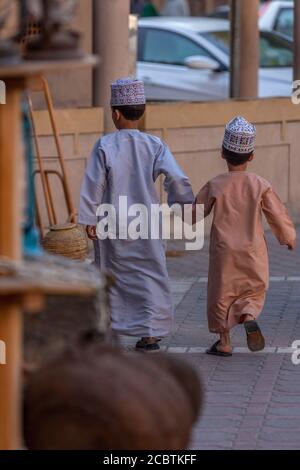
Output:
[0,80,23,450]
[0,58,97,450]
[294,0,300,82]
[93,0,130,133]
[204,0,216,14]
[230,0,259,99]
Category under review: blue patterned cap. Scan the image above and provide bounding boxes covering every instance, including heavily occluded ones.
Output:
[111,77,146,107]
[223,116,256,154]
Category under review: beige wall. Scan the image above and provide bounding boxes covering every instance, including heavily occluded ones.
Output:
[33,97,300,232]
[141,98,300,222]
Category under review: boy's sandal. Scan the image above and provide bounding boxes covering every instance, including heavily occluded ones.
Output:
[136,337,161,353]
[244,321,265,352]
[206,341,233,357]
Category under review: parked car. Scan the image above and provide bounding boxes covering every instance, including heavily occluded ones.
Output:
[259,1,293,38]
[137,17,293,101]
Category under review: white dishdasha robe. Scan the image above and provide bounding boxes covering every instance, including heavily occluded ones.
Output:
[79,129,194,337]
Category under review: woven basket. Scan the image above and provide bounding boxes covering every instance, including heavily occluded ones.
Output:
[42,223,88,261]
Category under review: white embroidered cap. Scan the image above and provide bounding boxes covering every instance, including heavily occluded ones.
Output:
[111,77,146,107]
[223,116,256,154]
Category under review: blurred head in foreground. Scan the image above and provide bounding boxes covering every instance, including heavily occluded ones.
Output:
[24,332,202,450]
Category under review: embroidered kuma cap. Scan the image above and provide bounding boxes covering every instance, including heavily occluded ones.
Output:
[223,116,256,154]
[111,77,146,107]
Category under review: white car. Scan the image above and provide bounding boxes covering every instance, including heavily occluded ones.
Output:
[137,17,293,101]
[259,1,293,38]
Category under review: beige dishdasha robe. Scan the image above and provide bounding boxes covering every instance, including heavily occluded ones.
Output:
[195,172,296,334]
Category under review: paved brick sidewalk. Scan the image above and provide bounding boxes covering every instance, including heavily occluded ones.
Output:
[165,227,300,450]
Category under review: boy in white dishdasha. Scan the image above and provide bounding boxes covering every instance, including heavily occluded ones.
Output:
[79,78,194,352]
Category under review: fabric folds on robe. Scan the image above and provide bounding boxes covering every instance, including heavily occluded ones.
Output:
[79,130,194,337]
[195,172,296,334]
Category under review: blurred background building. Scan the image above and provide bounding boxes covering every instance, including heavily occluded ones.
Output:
[2,0,299,230]
[0,0,299,453]
[2,1,293,109]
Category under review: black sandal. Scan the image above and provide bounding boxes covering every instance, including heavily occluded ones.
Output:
[244,321,265,352]
[206,340,233,357]
[136,337,161,353]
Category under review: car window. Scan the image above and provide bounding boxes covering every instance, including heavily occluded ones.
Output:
[202,31,293,68]
[141,28,214,66]
[274,8,293,38]
[260,34,293,67]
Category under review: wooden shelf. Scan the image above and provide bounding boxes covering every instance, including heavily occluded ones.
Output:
[0,55,99,79]
[0,255,104,298]
[0,277,99,297]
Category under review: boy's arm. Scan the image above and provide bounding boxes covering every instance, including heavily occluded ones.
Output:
[153,142,194,207]
[78,142,107,228]
[192,183,215,225]
[262,188,296,250]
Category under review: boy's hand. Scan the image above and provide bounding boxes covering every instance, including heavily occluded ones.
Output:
[86,225,98,241]
[287,240,296,251]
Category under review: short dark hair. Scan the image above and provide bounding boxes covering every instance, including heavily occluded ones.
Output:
[112,104,146,121]
[222,146,253,166]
